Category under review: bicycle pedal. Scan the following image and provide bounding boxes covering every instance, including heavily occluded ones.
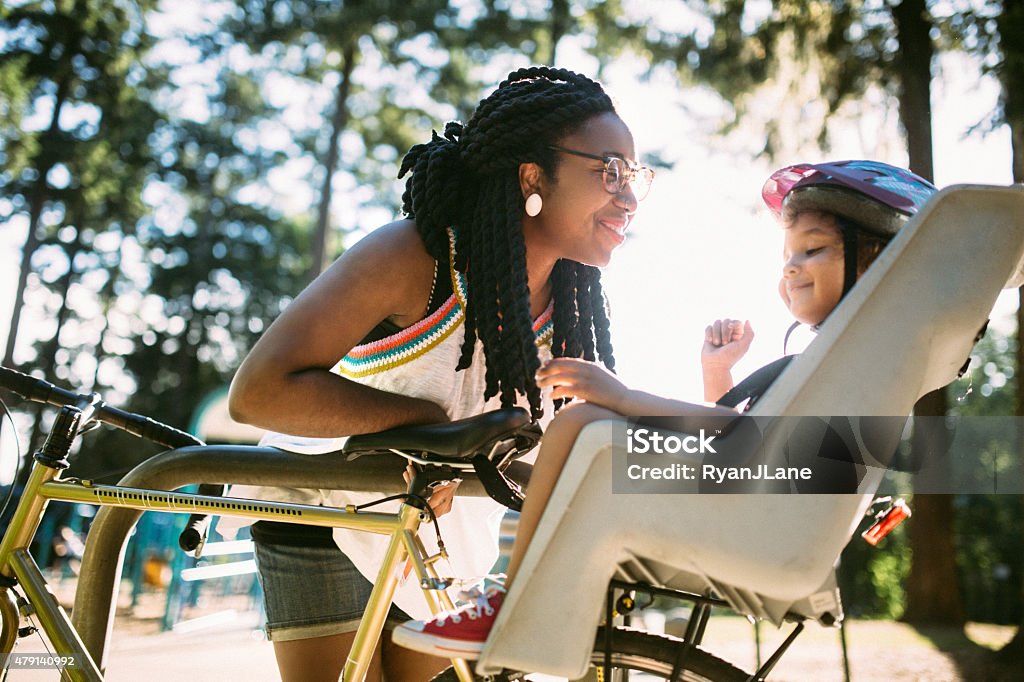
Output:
[17,626,37,638]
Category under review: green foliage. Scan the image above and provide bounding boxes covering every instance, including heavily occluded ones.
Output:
[950,324,1016,417]
[840,522,912,620]
[4,0,600,478]
[0,1,311,479]
[641,0,902,158]
[1,1,165,468]
[839,324,1023,622]
[944,324,1023,624]
[954,493,1023,624]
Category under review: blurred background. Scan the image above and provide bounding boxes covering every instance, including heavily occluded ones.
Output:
[1,0,1023,674]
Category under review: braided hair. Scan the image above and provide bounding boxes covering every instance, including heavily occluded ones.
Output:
[398,66,618,420]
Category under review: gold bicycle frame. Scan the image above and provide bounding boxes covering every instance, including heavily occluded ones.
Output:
[0,456,477,682]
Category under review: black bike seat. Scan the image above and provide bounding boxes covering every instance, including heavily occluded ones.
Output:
[342,407,537,462]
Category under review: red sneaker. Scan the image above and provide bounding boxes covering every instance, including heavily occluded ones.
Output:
[391,587,505,659]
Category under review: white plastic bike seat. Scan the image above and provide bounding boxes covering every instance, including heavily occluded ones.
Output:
[477,184,1024,678]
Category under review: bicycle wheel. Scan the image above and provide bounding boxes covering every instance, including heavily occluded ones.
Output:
[429,626,749,682]
[1,587,19,657]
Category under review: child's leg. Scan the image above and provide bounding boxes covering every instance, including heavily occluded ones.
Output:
[390,402,622,659]
[506,402,621,583]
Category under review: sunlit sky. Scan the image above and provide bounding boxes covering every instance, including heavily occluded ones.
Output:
[0,9,1017,423]
[597,49,1017,402]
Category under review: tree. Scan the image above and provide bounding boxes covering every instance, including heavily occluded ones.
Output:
[1,1,160,372]
[0,2,318,483]
[890,0,965,626]
[207,0,473,283]
[1002,0,1024,656]
[933,0,1024,648]
[66,24,316,479]
[0,1,164,476]
[206,0,654,288]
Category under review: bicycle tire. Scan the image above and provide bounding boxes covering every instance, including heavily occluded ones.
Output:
[1,587,19,658]
[429,626,749,681]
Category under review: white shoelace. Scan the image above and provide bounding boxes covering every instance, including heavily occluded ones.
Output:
[438,585,502,625]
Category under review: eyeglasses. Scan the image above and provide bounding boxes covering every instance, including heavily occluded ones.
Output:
[548,145,655,201]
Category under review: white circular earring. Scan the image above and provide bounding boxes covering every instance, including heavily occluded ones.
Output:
[525,193,543,217]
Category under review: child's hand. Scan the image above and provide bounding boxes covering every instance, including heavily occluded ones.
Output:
[702,319,754,370]
[536,358,628,411]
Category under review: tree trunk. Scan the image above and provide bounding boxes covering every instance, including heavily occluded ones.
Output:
[549,0,571,65]
[1008,287,1024,657]
[3,78,69,369]
[903,394,966,625]
[891,0,965,625]
[997,0,1024,658]
[307,43,356,284]
[891,0,934,181]
[25,236,82,461]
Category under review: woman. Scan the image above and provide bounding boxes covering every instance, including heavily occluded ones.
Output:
[225,66,654,681]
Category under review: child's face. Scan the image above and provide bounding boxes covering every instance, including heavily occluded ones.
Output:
[778,211,845,326]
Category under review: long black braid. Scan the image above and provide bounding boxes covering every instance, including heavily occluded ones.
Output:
[398,66,618,419]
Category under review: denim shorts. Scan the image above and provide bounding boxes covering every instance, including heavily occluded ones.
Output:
[252,538,410,641]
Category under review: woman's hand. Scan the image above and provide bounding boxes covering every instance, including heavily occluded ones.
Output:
[404,464,460,517]
[701,319,754,370]
[536,358,629,412]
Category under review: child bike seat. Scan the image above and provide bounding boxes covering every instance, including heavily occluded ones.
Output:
[478,184,1024,679]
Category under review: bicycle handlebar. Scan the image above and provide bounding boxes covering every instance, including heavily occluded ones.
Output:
[1,365,221,553]
[0,365,203,450]
[0,365,536,554]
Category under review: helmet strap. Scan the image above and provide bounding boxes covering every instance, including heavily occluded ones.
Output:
[782,320,802,355]
[840,223,859,299]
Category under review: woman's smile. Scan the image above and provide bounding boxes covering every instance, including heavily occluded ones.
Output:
[597,214,629,244]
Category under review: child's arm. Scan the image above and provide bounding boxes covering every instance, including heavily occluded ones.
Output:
[701,319,754,402]
[537,358,737,417]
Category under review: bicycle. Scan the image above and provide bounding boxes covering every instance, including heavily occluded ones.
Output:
[0,366,744,682]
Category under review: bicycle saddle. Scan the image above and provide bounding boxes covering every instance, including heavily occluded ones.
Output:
[342,407,541,462]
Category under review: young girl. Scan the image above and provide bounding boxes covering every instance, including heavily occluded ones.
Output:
[225,67,655,681]
[391,159,938,658]
[703,160,938,410]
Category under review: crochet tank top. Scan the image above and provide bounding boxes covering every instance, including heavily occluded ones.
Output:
[219,229,556,618]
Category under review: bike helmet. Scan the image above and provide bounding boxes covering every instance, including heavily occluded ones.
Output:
[761,160,938,238]
[763,160,939,301]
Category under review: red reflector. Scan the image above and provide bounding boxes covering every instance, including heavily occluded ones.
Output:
[862,498,911,546]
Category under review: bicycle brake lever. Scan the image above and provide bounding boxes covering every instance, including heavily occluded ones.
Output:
[79,420,102,435]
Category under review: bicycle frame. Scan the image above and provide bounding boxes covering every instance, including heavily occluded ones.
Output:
[0,448,477,682]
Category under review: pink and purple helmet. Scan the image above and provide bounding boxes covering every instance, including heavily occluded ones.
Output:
[762,160,938,238]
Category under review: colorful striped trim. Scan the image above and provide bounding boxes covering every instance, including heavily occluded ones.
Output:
[448,227,468,307]
[338,227,553,377]
[533,301,554,347]
[337,294,463,378]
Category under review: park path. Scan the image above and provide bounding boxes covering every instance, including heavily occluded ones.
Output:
[3,577,1018,680]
